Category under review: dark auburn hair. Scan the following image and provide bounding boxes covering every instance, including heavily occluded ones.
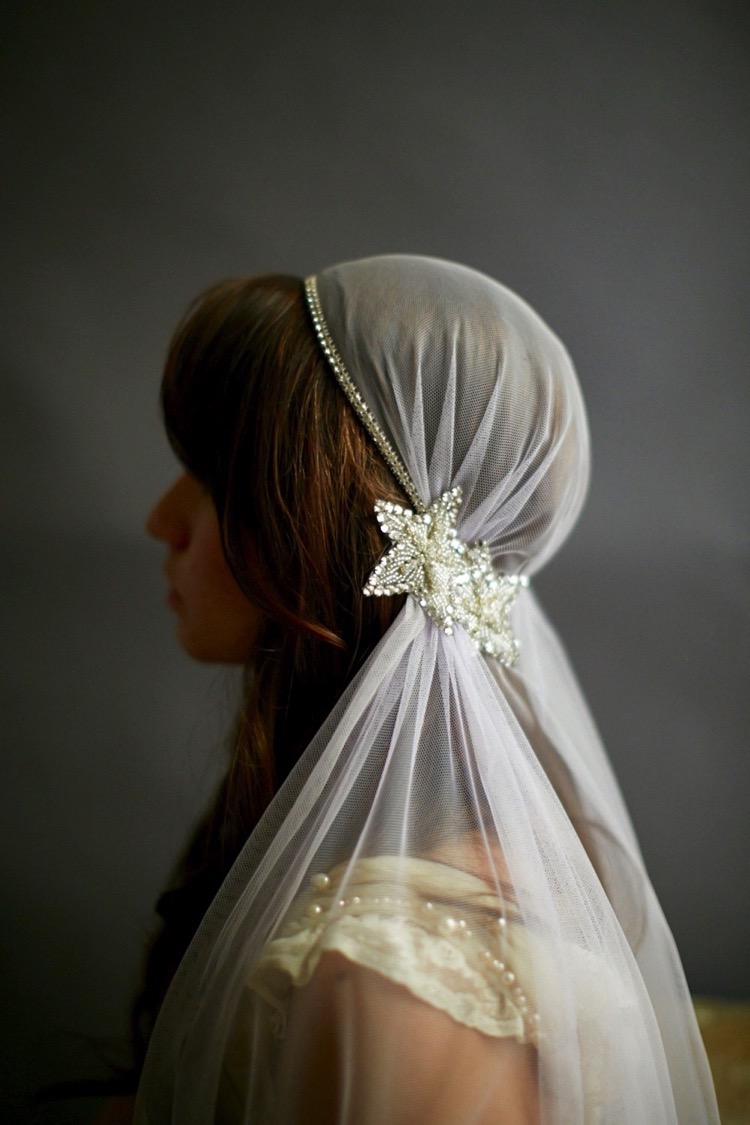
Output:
[130,275,408,1075]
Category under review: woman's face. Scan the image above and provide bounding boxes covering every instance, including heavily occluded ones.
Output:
[146,472,262,663]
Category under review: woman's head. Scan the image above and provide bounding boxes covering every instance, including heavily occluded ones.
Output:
[149,260,590,669]
[149,275,408,665]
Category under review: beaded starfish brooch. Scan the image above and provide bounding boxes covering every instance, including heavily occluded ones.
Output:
[363,487,527,666]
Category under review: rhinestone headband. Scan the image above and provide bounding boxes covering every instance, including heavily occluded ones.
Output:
[305,277,424,512]
[304,275,527,665]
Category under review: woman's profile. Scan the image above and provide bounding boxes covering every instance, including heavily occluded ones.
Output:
[119,257,717,1122]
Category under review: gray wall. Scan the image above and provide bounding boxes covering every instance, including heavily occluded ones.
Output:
[2,0,748,1118]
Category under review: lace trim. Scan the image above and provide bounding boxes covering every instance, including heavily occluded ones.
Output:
[247,857,540,1045]
[241,857,641,1119]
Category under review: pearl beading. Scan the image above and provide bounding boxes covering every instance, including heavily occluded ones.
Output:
[278,867,541,1043]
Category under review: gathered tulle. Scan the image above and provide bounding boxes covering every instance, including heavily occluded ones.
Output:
[135,257,718,1123]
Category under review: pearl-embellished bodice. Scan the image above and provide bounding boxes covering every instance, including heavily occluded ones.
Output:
[216,855,636,1122]
[250,855,540,1043]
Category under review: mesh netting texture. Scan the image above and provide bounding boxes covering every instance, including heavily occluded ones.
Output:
[135,257,718,1123]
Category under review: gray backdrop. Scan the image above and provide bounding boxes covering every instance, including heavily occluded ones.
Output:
[2,0,748,1119]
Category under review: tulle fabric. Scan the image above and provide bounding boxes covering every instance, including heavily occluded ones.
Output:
[135,257,718,1122]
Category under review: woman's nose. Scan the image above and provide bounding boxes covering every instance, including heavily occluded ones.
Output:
[146,476,191,549]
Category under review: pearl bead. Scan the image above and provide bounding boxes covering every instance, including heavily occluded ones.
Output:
[352,896,361,905]
[311,873,330,891]
[307,903,323,918]
[503,970,516,985]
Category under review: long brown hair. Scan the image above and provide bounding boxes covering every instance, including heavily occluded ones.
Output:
[131,275,408,1072]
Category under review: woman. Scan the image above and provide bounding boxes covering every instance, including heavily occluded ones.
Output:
[131,256,717,1122]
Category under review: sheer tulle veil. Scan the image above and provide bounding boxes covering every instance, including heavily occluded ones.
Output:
[135,256,718,1123]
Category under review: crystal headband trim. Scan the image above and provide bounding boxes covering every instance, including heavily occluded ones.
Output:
[363,487,528,666]
[304,276,424,513]
[304,277,527,665]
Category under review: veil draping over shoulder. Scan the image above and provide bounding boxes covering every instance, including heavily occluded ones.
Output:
[135,257,718,1123]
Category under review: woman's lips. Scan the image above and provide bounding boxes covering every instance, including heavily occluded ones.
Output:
[163,561,182,610]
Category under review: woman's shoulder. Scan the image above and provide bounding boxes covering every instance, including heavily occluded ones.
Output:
[247,846,541,1045]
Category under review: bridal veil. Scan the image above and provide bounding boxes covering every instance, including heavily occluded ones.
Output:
[135,256,718,1123]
